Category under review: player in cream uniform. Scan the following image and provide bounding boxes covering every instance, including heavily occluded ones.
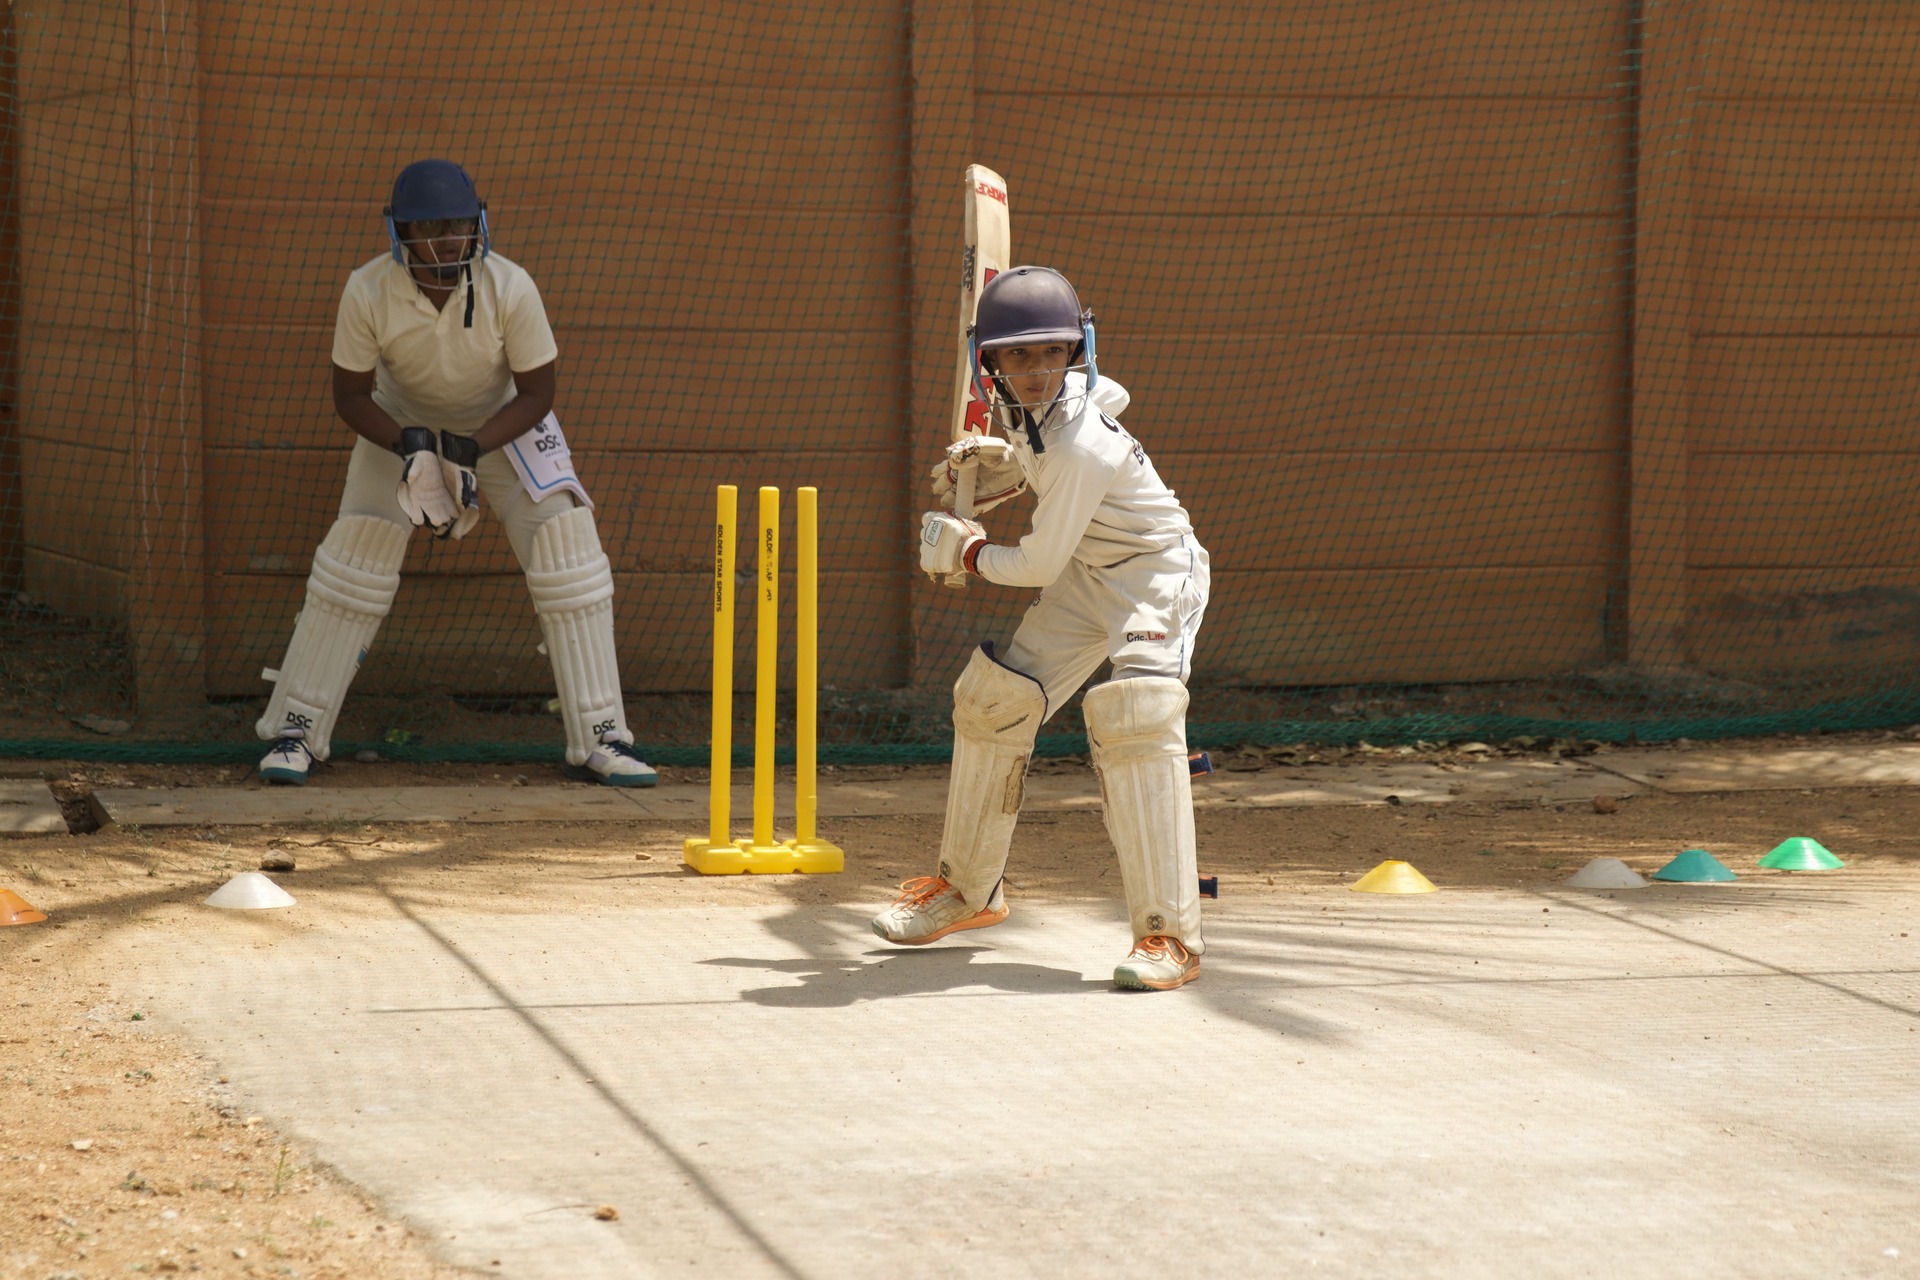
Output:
[875,266,1211,990]
[255,158,654,789]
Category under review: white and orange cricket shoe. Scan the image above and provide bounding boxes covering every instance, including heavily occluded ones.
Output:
[870,876,1008,946]
[1113,935,1200,991]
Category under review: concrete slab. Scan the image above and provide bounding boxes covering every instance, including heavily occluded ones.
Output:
[133,876,1920,1279]
[1600,743,1920,793]
[0,778,68,835]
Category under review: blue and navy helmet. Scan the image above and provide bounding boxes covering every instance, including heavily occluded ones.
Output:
[383,158,490,269]
[970,265,1098,399]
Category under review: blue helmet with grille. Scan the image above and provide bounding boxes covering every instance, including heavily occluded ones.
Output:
[969,265,1098,403]
[383,159,491,276]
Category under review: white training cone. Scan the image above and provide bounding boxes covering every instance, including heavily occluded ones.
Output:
[204,872,296,910]
[1566,857,1648,890]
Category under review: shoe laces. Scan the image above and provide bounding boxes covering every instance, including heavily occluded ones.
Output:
[892,876,955,909]
[269,736,308,761]
[1133,935,1191,964]
[596,732,645,763]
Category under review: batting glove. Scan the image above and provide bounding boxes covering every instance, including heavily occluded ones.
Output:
[919,510,987,579]
[929,437,1026,514]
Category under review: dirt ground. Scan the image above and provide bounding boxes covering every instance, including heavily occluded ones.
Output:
[4,748,1918,1277]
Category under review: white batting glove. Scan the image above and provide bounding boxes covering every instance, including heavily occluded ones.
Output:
[918,510,986,579]
[396,427,459,537]
[437,431,482,540]
[929,437,1026,514]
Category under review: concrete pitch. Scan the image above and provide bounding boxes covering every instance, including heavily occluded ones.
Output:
[133,872,1919,1278]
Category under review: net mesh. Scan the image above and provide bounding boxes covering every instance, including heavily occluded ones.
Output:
[6,1,1920,766]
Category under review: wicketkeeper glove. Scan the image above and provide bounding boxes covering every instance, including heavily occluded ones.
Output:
[395,426,459,537]
[437,431,482,540]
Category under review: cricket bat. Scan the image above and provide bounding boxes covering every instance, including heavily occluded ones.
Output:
[943,164,1010,589]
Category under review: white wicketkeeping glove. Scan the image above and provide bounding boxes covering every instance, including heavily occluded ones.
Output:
[918,510,986,579]
[929,436,1026,514]
[437,431,482,539]
[396,427,459,537]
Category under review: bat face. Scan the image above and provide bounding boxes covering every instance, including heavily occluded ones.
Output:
[951,165,1010,449]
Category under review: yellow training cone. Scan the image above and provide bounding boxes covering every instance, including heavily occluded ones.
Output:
[1,888,49,926]
[1350,860,1438,894]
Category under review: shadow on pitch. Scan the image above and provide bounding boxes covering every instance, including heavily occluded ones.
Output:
[703,944,1108,1007]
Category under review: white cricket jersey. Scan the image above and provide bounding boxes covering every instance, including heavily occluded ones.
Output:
[331,252,559,434]
[974,373,1198,589]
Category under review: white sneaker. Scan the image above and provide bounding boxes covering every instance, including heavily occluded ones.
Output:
[569,729,658,788]
[1113,935,1200,991]
[871,876,1007,945]
[259,732,313,786]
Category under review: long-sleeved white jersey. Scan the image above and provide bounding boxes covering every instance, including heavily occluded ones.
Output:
[974,373,1199,589]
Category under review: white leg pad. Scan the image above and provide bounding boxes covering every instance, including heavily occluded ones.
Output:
[525,507,627,765]
[255,515,409,761]
[1085,676,1203,953]
[939,645,1047,910]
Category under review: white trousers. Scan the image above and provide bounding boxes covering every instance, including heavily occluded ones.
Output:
[1002,534,1210,720]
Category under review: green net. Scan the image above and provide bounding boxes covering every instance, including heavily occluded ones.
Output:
[6,1,1920,766]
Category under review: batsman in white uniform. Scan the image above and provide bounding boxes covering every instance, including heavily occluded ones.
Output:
[254,158,655,788]
[873,266,1211,990]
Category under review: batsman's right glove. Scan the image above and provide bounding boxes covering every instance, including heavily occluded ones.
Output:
[930,436,1026,514]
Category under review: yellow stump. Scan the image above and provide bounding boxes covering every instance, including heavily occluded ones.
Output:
[786,486,844,871]
[737,487,793,865]
[684,486,747,873]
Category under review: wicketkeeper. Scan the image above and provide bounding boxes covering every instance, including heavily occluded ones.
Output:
[872,266,1212,990]
[254,158,654,788]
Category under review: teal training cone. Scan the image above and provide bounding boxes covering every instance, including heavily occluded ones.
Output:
[1757,837,1844,871]
[1652,849,1737,883]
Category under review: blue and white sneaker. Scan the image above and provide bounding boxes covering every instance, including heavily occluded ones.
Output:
[567,729,658,788]
[259,731,314,786]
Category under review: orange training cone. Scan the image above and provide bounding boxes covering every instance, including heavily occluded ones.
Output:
[1,888,48,926]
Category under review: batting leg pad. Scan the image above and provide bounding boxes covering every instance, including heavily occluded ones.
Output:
[255,515,409,762]
[1085,676,1203,954]
[939,644,1047,911]
[524,507,628,766]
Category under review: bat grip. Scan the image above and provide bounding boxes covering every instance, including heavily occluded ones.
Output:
[943,468,977,589]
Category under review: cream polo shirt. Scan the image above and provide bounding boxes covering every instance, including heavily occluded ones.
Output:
[331,252,559,434]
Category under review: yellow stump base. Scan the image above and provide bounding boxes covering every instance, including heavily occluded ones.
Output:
[683,838,750,875]
[783,838,845,874]
[1350,859,1438,894]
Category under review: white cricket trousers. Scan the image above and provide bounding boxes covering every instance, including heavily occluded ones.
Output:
[1001,534,1209,712]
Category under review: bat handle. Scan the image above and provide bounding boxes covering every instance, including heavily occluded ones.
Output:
[943,467,976,589]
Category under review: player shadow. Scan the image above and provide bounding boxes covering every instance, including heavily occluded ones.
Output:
[703,944,1109,1007]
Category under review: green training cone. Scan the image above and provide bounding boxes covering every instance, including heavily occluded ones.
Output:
[1652,849,1737,882]
[1757,837,1844,871]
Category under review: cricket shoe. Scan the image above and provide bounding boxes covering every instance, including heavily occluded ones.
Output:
[871,876,1007,945]
[567,729,659,788]
[259,731,314,786]
[1113,935,1200,991]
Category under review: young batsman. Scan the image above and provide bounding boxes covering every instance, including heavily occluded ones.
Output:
[254,158,655,789]
[872,266,1211,990]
